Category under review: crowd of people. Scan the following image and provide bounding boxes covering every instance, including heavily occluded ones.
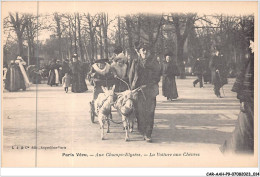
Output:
[3,39,254,153]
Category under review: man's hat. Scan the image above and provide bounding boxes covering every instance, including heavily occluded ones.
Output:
[94,59,109,64]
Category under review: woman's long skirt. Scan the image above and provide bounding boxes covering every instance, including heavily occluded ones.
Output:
[5,65,26,92]
[162,76,178,99]
[220,102,254,154]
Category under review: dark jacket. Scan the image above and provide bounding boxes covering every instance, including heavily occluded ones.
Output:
[193,59,204,75]
[129,55,161,98]
[162,61,178,78]
[209,54,228,86]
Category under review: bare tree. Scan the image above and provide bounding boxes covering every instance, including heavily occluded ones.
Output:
[102,13,110,59]
[125,15,136,60]
[83,13,100,61]
[164,13,197,78]
[77,13,85,61]
[5,13,28,56]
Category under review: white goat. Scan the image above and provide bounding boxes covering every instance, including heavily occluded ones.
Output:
[95,85,115,140]
[114,87,144,141]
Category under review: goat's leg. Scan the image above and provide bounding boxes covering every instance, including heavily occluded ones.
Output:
[98,115,105,140]
[101,119,105,140]
[129,119,134,133]
[107,116,110,133]
[129,114,134,133]
[122,116,129,141]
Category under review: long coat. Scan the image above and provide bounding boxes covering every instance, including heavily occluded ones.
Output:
[5,63,26,92]
[162,61,178,99]
[129,55,161,137]
[47,62,59,86]
[71,61,88,93]
[193,59,204,75]
[209,55,228,87]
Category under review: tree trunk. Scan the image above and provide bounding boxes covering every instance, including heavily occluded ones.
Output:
[125,16,135,60]
[90,33,95,61]
[54,13,62,59]
[176,38,186,79]
[74,14,77,54]
[118,16,122,46]
[77,14,84,61]
[103,13,109,59]
[18,35,24,56]
[99,26,103,59]
[95,35,98,59]
[26,25,32,65]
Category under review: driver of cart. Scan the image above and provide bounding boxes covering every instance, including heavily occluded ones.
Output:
[88,58,115,100]
[110,56,129,92]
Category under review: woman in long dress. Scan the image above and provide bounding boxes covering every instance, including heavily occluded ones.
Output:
[162,53,179,101]
[5,56,30,92]
[47,59,60,86]
[71,54,88,93]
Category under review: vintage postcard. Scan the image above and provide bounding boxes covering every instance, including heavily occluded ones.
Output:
[1,1,258,168]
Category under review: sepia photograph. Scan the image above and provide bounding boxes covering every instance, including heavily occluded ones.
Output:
[1,1,258,169]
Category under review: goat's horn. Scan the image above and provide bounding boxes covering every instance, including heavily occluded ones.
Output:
[132,87,140,93]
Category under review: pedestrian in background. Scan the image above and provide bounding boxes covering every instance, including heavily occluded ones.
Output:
[5,56,29,92]
[209,47,227,98]
[192,57,204,88]
[71,54,88,93]
[162,52,179,101]
[47,59,60,86]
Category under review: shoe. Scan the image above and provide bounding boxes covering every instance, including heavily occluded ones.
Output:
[216,95,222,98]
[193,83,196,87]
[144,136,152,143]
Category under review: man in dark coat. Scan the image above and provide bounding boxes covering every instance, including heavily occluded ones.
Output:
[192,58,204,88]
[209,47,228,98]
[129,43,161,142]
[220,40,254,154]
